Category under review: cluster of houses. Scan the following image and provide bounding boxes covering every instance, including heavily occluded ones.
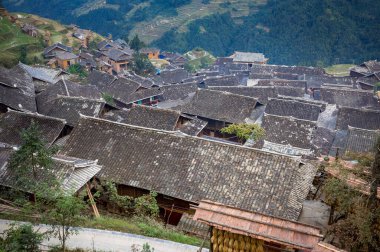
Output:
[1,48,380,251]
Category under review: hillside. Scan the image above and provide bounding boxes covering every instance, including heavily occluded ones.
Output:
[0,12,103,67]
[3,0,380,66]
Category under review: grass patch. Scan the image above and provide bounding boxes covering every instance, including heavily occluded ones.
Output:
[324,64,355,76]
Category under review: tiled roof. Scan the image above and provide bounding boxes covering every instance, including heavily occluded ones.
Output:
[251,64,325,76]
[123,88,163,105]
[158,69,189,84]
[0,148,101,194]
[177,117,208,136]
[43,43,72,56]
[124,72,156,88]
[36,79,101,110]
[203,75,239,87]
[262,113,317,149]
[54,51,78,60]
[363,60,380,73]
[0,65,37,112]
[344,127,380,154]
[111,105,180,131]
[336,106,380,130]
[181,89,260,123]
[311,127,335,156]
[97,78,141,103]
[60,116,317,220]
[193,200,323,250]
[87,70,117,86]
[232,52,267,63]
[320,86,379,109]
[265,98,322,121]
[18,62,62,84]
[256,79,307,91]
[38,96,105,127]
[276,86,305,98]
[158,83,198,101]
[102,48,132,62]
[0,110,65,147]
[209,86,278,104]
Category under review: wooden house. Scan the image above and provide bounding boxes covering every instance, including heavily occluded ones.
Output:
[43,43,73,58]
[60,116,317,225]
[100,48,133,73]
[181,89,264,139]
[21,23,38,37]
[141,48,160,59]
[193,200,342,252]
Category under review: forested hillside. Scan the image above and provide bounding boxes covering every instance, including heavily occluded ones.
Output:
[3,0,380,66]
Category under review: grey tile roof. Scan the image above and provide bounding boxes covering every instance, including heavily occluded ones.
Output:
[276,86,305,98]
[158,83,198,101]
[251,64,325,76]
[60,116,317,220]
[124,72,156,88]
[262,113,317,149]
[0,149,101,194]
[87,70,117,86]
[363,60,380,73]
[36,79,101,110]
[209,86,278,104]
[265,98,322,121]
[102,48,132,62]
[320,86,380,109]
[203,75,239,87]
[43,43,72,57]
[18,62,62,84]
[177,117,208,136]
[98,78,141,103]
[0,65,37,112]
[232,52,267,63]
[181,89,260,123]
[0,110,65,147]
[336,106,380,130]
[344,127,380,154]
[158,69,189,84]
[123,88,163,105]
[38,96,105,127]
[107,105,181,131]
[310,127,335,156]
[55,51,78,60]
[256,79,307,91]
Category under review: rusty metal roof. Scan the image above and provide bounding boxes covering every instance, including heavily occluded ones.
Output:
[193,200,323,250]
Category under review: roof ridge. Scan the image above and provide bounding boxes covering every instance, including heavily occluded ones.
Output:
[79,115,302,161]
[264,112,318,124]
[55,94,105,103]
[6,108,67,123]
[348,126,380,132]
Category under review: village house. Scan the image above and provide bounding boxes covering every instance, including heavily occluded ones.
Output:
[209,86,278,104]
[60,116,317,225]
[96,40,123,51]
[18,62,68,92]
[181,89,264,138]
[140,48,160,59]
[52,51,79,70]
[202,75,240,87]
[72,28,91,48]
[21,23,38,37]
[160,52,188,68]
[230,51,269,65]
[78,52,98,71]
[0,65,37,113]
[43,43,73,58]
[100,48,133,73]
[343,127,380,155]
[155,68,189,84]
[0,147,102,196]
[193,200,342,252]
[335,106,380,131]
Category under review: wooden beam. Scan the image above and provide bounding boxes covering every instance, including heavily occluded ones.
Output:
[86,183,100,218]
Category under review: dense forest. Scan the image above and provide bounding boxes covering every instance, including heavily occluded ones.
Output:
[3,0,380,66]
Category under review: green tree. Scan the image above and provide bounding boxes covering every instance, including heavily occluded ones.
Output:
[129,35,145,52]
[49,195,85,252]
[67,63,87,78]
[19,46,28,64]
[8,122,58,201]
[129,53,155,76]
[135,191,159,217]
[220,123,265,143]
[184,62,196,73]
[2,224,44,252]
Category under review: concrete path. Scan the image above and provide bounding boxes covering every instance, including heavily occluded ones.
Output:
[0,219,208,252]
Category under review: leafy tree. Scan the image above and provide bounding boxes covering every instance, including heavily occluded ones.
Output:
[129,53,155,76]
[101,92,115,106]
[67,63,87,78]
[49,194,85,252]
[129,35,145,52]
[8,122,58,201]
[220,123,265,143]
[135,191,159,217]
[18,46,28,64]
[2,224,44,252]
